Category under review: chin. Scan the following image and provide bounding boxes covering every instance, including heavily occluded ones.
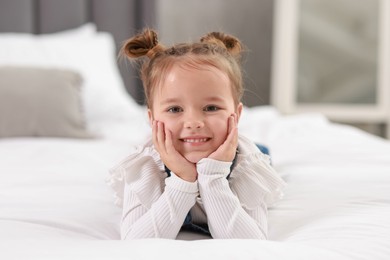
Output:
[184,152,210,164]
[186,156,203,164]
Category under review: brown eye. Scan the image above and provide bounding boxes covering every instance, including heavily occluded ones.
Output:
[204,105,219,112]
[167,106,183,113]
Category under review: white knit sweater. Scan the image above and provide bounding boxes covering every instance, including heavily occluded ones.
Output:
[108,135,285,239]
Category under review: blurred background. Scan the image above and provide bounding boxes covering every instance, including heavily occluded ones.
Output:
[0,0,274,107]
[0,0,387,138]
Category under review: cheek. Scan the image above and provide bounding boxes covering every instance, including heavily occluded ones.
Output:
[159,119,178,136]
[209,117,229,134]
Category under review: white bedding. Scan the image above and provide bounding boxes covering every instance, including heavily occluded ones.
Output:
[1,25,390,260]
[1,106,390,260]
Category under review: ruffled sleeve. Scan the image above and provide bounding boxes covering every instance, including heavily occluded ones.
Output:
[229,135,286,208]
[106,139,166,207]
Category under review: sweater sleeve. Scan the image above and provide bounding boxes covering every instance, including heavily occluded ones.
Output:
[197,158,267,239]
[121,172,199,239]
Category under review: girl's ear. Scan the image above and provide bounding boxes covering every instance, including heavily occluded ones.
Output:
[236,102,243,123]
[147,109,154,126]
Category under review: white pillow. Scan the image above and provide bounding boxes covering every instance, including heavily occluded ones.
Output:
[0,23,97,39]
[0,25,141,136]
[48,23,97,37]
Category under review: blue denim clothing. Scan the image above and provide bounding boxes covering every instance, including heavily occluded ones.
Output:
[180,212,211,235]
[256,143,270,156]
[164,143,270,237]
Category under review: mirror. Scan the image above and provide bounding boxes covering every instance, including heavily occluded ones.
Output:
[271,0,390,138]
[297,0,378,105]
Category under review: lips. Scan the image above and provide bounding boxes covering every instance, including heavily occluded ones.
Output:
[180,136,211,143]
[182,138,209,143]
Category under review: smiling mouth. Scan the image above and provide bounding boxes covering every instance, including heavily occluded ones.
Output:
[181,138,210,143]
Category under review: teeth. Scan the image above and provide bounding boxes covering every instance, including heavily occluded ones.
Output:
[183,138,208,143]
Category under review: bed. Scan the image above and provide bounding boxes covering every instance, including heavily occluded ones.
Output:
[1,23,390,260]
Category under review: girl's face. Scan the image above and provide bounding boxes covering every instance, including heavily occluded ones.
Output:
[148,64,242,163]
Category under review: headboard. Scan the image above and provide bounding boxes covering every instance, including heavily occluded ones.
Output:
[0,0,156,104]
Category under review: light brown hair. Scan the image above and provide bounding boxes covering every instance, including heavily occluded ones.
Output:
[120,28,244,109]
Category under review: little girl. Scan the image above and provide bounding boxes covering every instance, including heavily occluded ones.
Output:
[108,29,285,239]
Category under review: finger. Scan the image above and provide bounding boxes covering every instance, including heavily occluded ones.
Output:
[228,114,237,134]
[232,113,238,128]
[157,121,167,153]
[153,120,164,153]
[152,120,158,147]
[226,115,238,147]
[227,115,233,134]
[165,129,175,154]
[226,122,238,145]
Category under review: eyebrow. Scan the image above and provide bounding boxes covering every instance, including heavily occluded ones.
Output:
[160,96,226,105]
[160,98,181,106]
[205,96,225,102]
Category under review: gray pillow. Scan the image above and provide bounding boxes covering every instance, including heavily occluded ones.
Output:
[0,66,94,138]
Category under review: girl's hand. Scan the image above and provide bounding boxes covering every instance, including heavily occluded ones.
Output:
[208,113,238,162]
[152,120,198,182]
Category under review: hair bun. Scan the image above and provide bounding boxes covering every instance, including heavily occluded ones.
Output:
[200,32,242,56]
[121,28,163,59]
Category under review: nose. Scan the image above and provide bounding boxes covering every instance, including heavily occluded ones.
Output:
[183,111,204,129]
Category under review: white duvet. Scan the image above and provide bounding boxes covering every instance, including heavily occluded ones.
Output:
[1,106,390,260]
